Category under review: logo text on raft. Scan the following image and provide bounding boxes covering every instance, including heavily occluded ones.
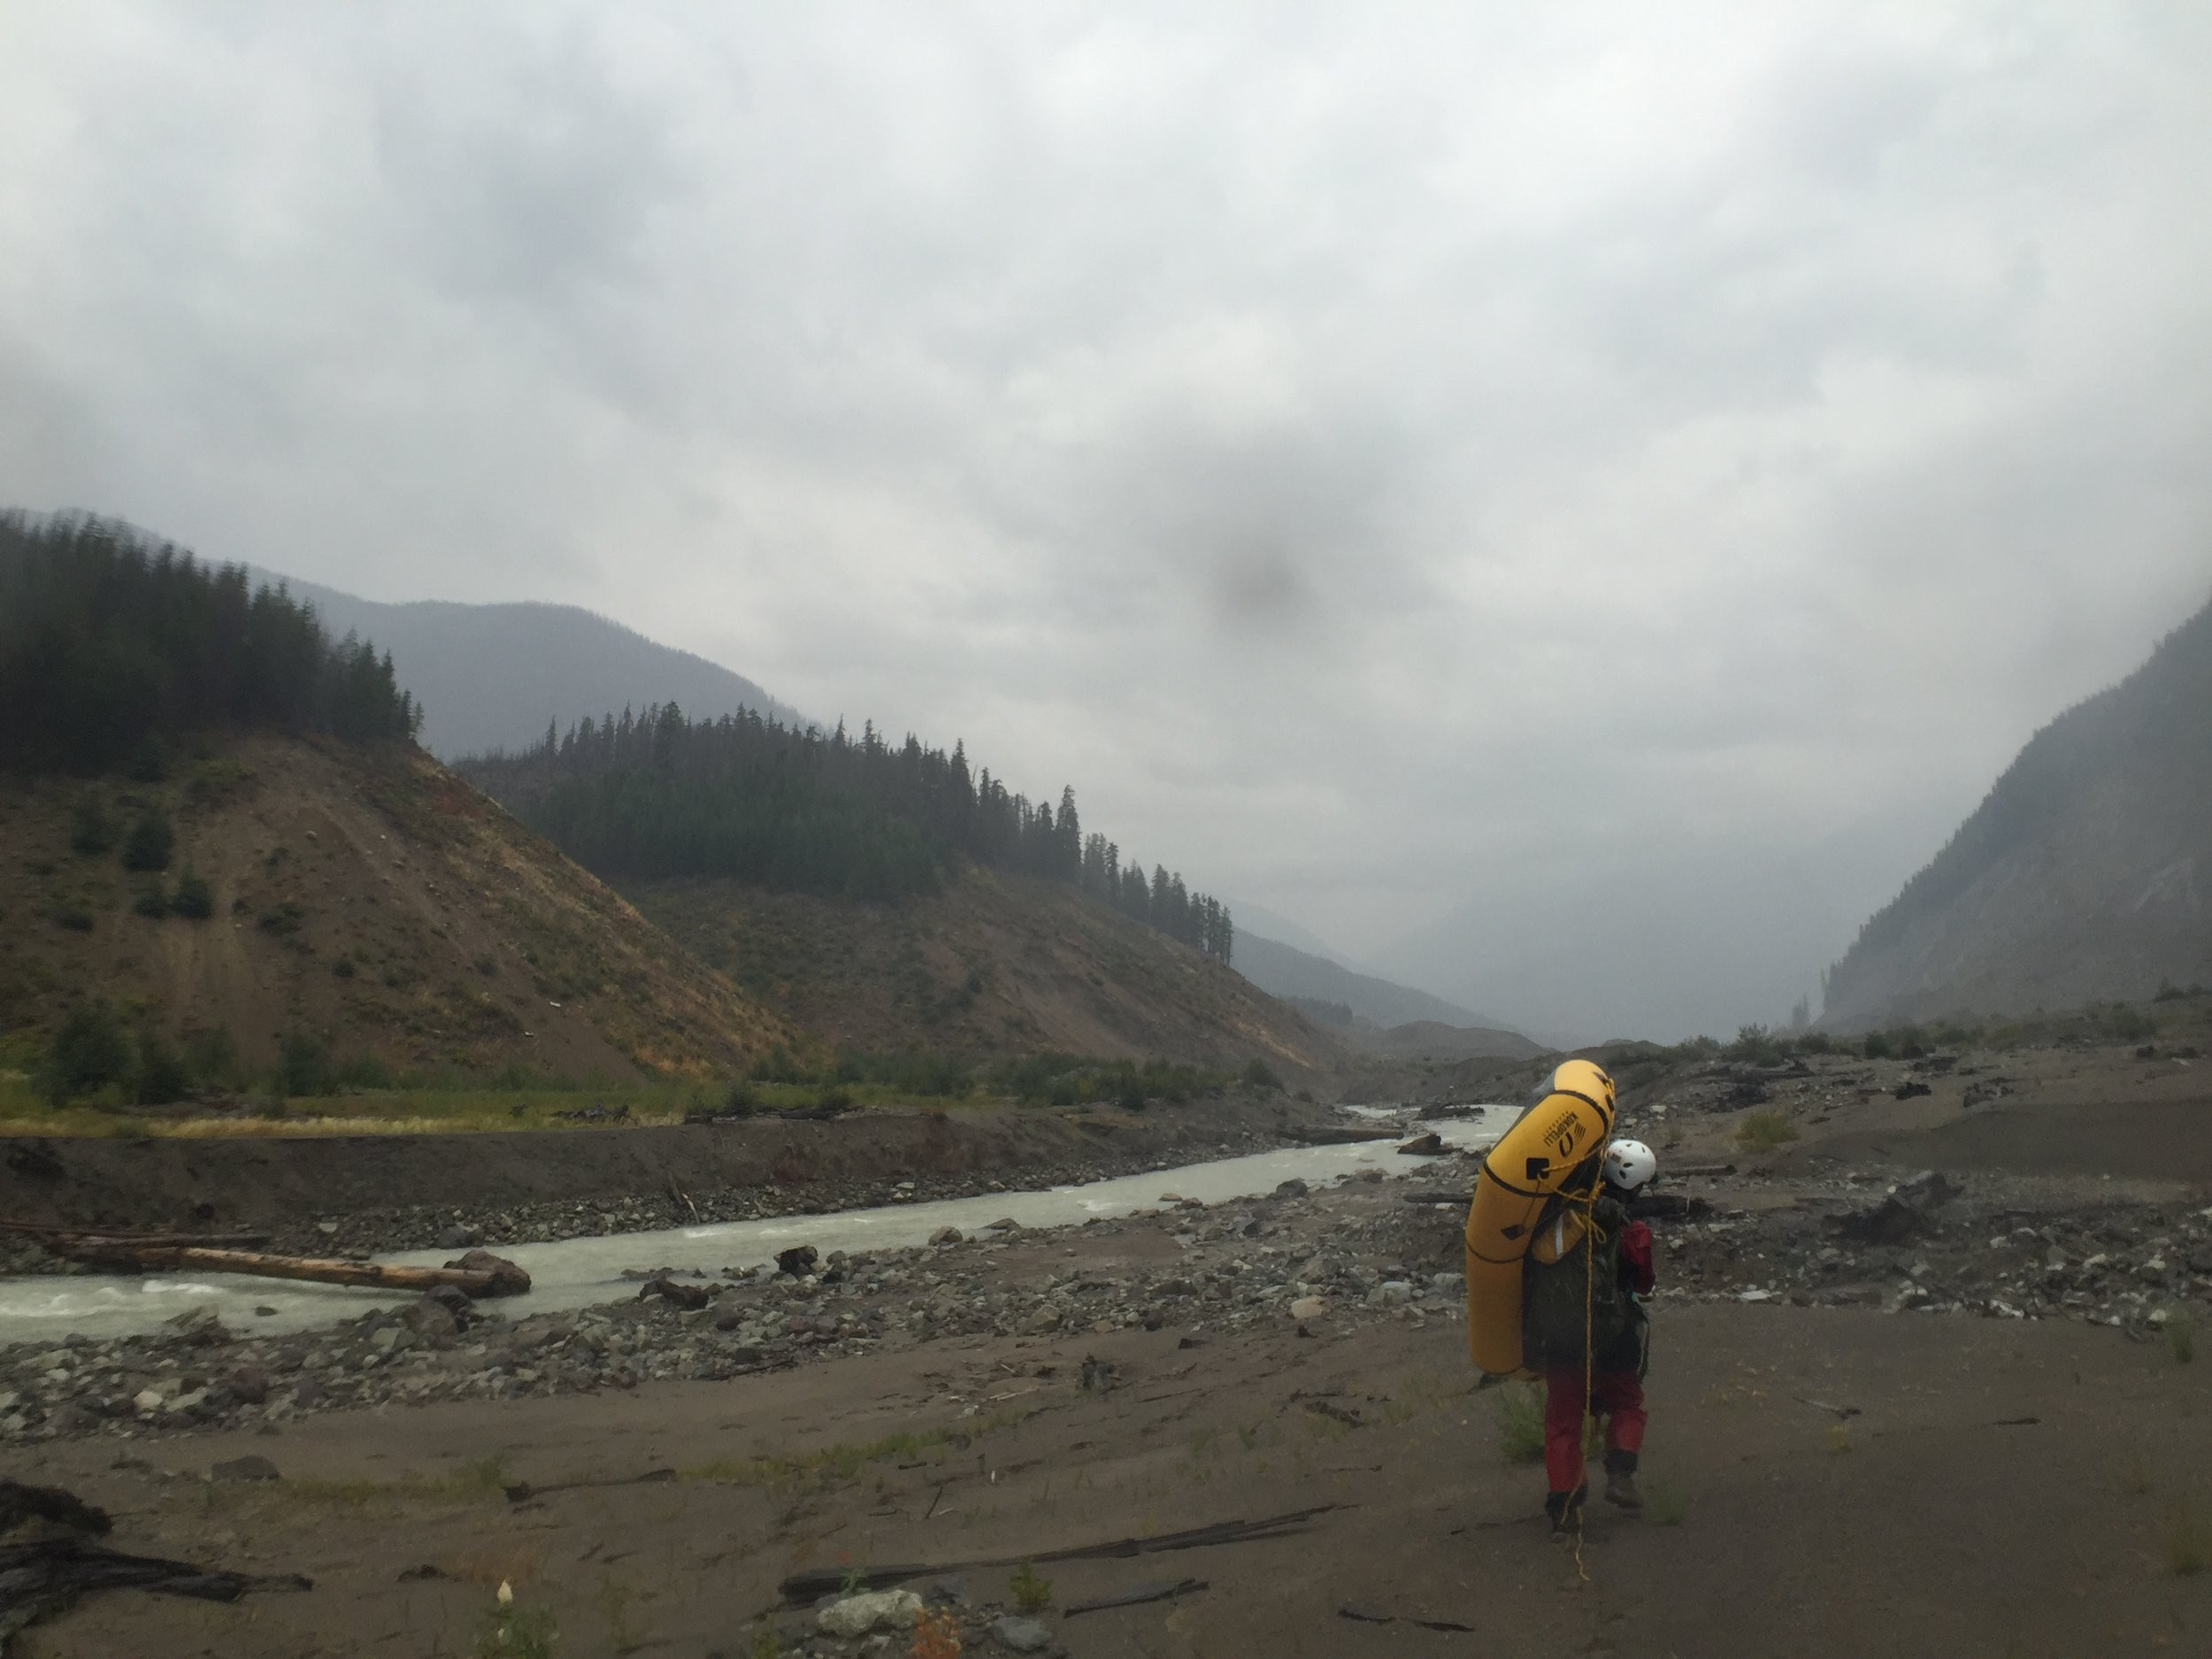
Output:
[1543,1117,1582,1158]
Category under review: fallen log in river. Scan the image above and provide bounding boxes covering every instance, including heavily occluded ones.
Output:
[42,1243,531,1299]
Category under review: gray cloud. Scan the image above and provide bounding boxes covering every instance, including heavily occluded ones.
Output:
[3,2,2208,1039]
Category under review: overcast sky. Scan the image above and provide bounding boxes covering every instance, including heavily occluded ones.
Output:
[4,4,2208,1040]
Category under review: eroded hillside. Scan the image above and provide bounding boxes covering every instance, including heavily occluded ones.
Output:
[0,734,794,1079]
[625,867,1355,1082]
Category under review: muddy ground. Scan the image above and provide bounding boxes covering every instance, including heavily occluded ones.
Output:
[6,1027,2212,1656]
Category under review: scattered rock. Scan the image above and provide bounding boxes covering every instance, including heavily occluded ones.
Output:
[1288,1296,1327,1321]
[775,1246,820,1279]
[818,1588,923,1636]
[929,1227,964,1246]
[162,1308,231,1347]
[637,1275,712,1311]
[990,1615,1055,1653]
[1396,1133,1446,1156]
[442,1249,531,1298]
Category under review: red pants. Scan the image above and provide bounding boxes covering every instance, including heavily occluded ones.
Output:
[1544,1364,1646,1494]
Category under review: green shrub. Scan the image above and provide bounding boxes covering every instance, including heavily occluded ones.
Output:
[473,1594,558,1659]
[169,872,214,919]
[335,1054,396,1090]
[1728,1024,1782,1065]
[721,1079,761,1115]
[180,1027,240,1089]
[119,806,173,872]
[39,1004,132,1104]
[134,1033,191,1105]
[1241,1056,1285,1092]
[1492,1381,1546,1463]
[1862,1032,1893,1059]
[126,735,169,783]
[69,798,117,856]
[2107,1004,2158,1043]
[1735,1109,1798,1153]
[750,1045,804,1084]
[257,901,305,936]
[132,885,169,918]
[274,1031,336,1097]
[50,903,95,932]
[1008,1561,1053,1615]
[816,1084,853,1111]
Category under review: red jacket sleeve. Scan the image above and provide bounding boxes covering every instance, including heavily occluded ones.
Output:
[1619,1219,1655,1295]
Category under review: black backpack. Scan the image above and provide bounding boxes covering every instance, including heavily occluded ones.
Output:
[1521,1190,1641,1370]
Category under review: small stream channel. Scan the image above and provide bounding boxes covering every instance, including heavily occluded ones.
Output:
[0,1107,1509,1346]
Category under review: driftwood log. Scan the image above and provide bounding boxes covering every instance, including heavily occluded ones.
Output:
[47,1245,528,1299]
[780,1504,1340,1602]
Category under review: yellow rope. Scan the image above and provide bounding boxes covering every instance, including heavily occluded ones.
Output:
[1571,1183,1604,1583]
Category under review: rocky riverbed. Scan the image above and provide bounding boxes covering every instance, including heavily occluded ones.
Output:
[5,1149,2208,1449]
[0,1116,1297,1276]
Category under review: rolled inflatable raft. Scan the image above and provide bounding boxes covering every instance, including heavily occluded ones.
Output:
[1463,1058,1617,1377]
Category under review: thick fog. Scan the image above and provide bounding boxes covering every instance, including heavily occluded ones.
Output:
[4,4,2208,1040]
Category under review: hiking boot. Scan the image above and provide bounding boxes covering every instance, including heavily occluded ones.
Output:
[1545,1487,1586,1540]
[1604,1470,1643,1513]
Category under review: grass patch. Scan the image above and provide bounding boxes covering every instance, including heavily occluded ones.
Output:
[2166,1500,2210,1577]
[1824,1424,1852,1455]
[1493,1382,1546,1464]
[475,1589,558,1659]
[683,1430,954,1495]
[1008,1560,1053,1615]
[1735,1110,1798,1154]
[2166,1311,2195,1365]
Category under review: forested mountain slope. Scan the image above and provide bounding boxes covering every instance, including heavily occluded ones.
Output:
[460,709,1343,1076]
[0,513,791,1085]
[252,571,807,760]
[1824,593,2212,1028]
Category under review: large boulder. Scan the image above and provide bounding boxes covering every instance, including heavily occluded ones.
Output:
[442,1249,532,1298]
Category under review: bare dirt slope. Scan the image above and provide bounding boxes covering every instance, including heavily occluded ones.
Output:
[626,869,1356,1081]
[0,734,792,1079]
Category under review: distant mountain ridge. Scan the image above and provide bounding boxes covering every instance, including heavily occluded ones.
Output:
[251,571,808,760]
[1233,930,1518,1034]
[1824,592,2212,1028]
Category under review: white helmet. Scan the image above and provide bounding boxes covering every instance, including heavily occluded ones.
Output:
[1602,1139,1657,1192]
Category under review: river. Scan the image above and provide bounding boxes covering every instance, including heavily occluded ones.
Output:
[0,1106,1509,1346]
